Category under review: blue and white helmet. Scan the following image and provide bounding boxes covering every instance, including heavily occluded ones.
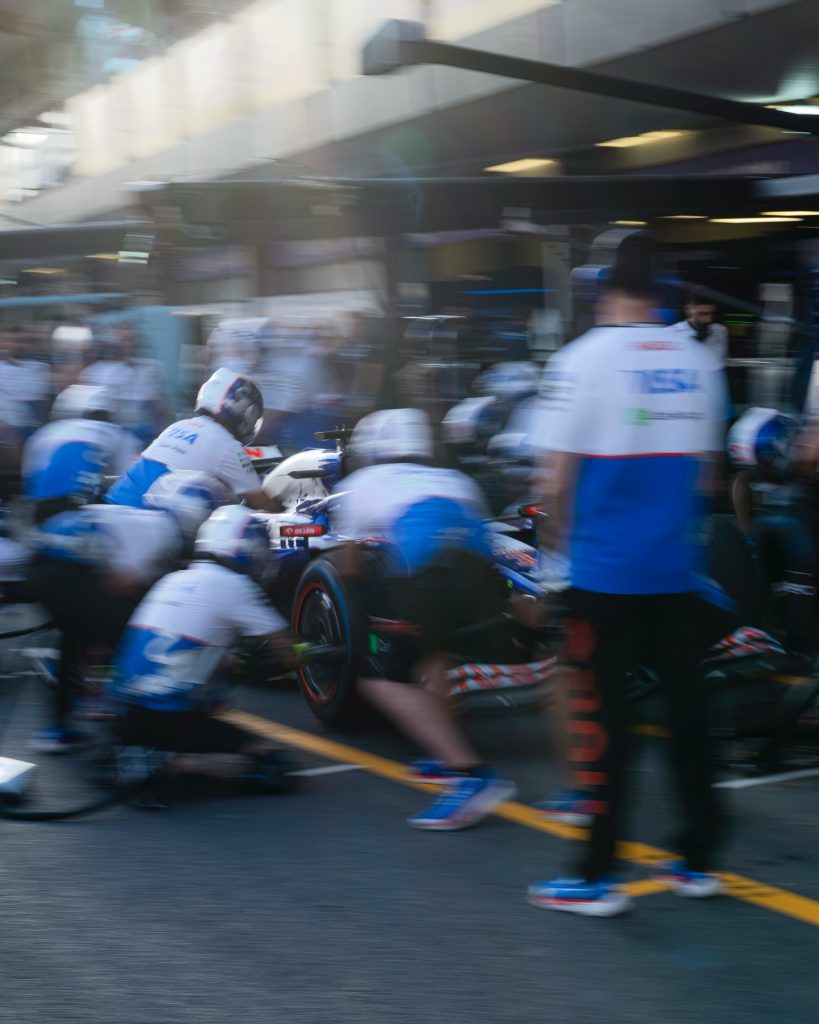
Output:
[194,504,271,581]
[350,407,433,465]
[476,361,540,401]
[195,367,264,445]
[51,384,117,421]
[727,407,798,473]
[144,471,233,542]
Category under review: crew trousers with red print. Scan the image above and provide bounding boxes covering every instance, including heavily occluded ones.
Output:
[562,590,720,881]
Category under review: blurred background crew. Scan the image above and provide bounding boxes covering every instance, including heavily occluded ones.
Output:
[0,325,53,441]
[51,322,95,393]
[671,290,729,364]
[104,367,282,512]
[80,325,169,445]
[254,321,338,449]
[22,384,138,525]
[527,233,727,917]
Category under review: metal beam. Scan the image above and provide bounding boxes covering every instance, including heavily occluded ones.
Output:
[362,19,819,137]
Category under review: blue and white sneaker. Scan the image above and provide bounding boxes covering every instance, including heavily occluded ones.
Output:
[407,769,517,830]
[652,860,723,898]
[407,759,462,785]
[535,789,593,827]
[527,877,633,917]
[27,725,91,754]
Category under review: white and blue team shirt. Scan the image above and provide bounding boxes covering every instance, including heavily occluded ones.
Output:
[22,418,138,505]
[110,561,286,712]
[34,504,182,585]
[105,415,260,508]
[536,324,726,595]
[332,463,491,575]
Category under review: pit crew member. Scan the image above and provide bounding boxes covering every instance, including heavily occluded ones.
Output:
[22,385,138,524]
[104,367,282,512]
[528,233,726,916]
[28,471,229,752]
[332,407,517,830]
[109,504,298,792]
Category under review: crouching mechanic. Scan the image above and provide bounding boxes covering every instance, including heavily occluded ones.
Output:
[729,406,819,654]
[104,367,282,512]
[22,384,138,524]
[28,471,230,751]
[108,505,298,794]
[332,408,517,830]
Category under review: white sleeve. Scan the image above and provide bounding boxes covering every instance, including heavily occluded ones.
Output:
[215,436,264,496]
[531,346,590,454]
[225,575,287,637]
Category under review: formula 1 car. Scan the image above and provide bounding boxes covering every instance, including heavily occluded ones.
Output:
[247,440,819,769]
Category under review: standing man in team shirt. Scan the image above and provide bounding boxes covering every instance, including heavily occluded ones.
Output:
[528,233,727,917]
[671,289,729,364]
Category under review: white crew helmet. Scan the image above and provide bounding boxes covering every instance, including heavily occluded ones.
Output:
[51,384,117,421]
[194,504,271,581]
[349,408,434,465]
[195,367,264,445]
[144,471,233,543]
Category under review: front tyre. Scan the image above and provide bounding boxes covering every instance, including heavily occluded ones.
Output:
[292,559,363,727]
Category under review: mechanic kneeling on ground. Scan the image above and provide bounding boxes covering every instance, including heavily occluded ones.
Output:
[108,504,299,796]
[27,472,229,752]
[104,367,282,513]
[332,407,517,831]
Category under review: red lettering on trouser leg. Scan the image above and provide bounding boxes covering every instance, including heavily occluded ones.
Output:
[561,618,609,813]
[568,720,608,763]
[568,667,600,714]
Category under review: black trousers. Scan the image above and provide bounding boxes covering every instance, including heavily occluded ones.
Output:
[27,556,143,726]
[562,589,720,880]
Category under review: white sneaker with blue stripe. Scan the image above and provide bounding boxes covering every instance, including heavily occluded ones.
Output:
[652,860,723,898]
[527,877,633,917]
[407,769,517,830]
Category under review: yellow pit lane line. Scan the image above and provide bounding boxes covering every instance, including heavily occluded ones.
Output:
[222,709,819,930]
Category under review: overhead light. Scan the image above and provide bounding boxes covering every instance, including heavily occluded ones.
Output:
[761,210,819,217]
[87,252,121,260]
[596,130,687,149]
[610,219,648,226]
[484,158,556,173]
[660,214,707,220]
[22,267,64,275]
[710,217,801,224]
[766,103,819,116]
